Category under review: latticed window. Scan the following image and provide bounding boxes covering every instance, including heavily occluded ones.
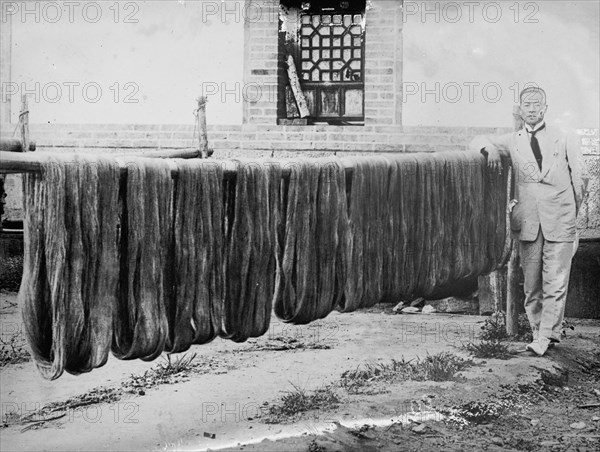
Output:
[279,1,366,125]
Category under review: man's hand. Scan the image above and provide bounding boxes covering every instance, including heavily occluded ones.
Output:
[483,146,502,172]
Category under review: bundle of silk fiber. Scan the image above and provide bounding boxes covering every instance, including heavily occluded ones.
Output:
[338,156,390,312]
[389,154,420,298]
[482,155,510,272]
[220,160,281,342]
[20,154,120,380]
[337,152,510,307]
[413,153,445,296]
[380,154,414,300]
[168,159,224,352]
[450,152,487,281]
[274,158,349,324]
[112,158,172,361]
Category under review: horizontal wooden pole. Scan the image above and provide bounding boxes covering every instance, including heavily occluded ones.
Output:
[0,149,203,177]
[0,138,36,153]
[1,150,493,182]
[117,148,201,159]
[0,150,360,178]
[1,151,47,173]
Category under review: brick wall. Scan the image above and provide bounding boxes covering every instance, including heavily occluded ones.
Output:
[362,1,403,126]
[579,129,600,232]
[242,0,402,127]
[242,1,279,125]
[0,122,512,154]
[2,122,597,155]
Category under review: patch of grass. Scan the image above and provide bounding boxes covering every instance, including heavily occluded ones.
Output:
[561,319,575,339]
[480,312,533,343]
[479,312,509,341]
[350,424,374,438]
[262,383,341,424]
[463,340,512,360]
[307,439,327,452]
[2,386,122,428]
[447,399,515,424]
[470,312,533,360]
[156,352,198,376]
[123,353,200,394]
[1,410,22,427]
[420,352,473,380]
[340,352,473,394]
[245,336,332,352]
[514,314,534,342]
[2,352,204,428]
[43,386,121,413]
[0,255,23,292]
[505,437,537,452]
[0,329,30,367]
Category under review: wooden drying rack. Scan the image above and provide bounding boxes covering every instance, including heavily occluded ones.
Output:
[1,95,520,335]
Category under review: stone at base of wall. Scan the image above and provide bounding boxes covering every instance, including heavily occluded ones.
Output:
[425,297,479,315]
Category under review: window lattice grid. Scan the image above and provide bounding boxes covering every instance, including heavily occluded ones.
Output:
[299,14,364,83]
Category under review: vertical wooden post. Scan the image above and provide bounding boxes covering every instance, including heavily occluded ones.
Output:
[196,96,209,159]
[0,174,4,233]
[506,105,523,336]
[1,95,30,233]
[478,269,507,315]
[20,95,30,154]
[506,242,520,335]
[478,107,522,318]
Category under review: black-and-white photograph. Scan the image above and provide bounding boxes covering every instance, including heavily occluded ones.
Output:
[0,1,598,450]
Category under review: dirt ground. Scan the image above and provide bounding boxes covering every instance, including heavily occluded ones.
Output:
[1,291,599,452]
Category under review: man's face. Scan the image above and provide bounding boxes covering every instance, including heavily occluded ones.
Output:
[520,91,547,126]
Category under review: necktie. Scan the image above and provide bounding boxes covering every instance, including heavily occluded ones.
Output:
[529,124,545,170]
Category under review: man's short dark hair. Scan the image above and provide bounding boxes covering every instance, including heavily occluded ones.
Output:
[520,86,547,104]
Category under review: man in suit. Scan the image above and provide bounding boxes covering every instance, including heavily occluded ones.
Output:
[471,86,588,356]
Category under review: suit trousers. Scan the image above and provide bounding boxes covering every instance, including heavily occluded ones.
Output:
[519,227,574,342]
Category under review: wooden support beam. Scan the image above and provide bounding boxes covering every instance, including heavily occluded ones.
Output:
[196,96,210,159]
[478,160,513,315]
[478,268,507,315]
[506,241,520,335]
[506,104,524,336]
[117,148,200,159]
[0,150,218,178]
[0,149,375,182]
[0,138,36,153]
[0,173,4,232]
[20,95,30,154]
[478,106,523,333]
[0,150,360,179]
